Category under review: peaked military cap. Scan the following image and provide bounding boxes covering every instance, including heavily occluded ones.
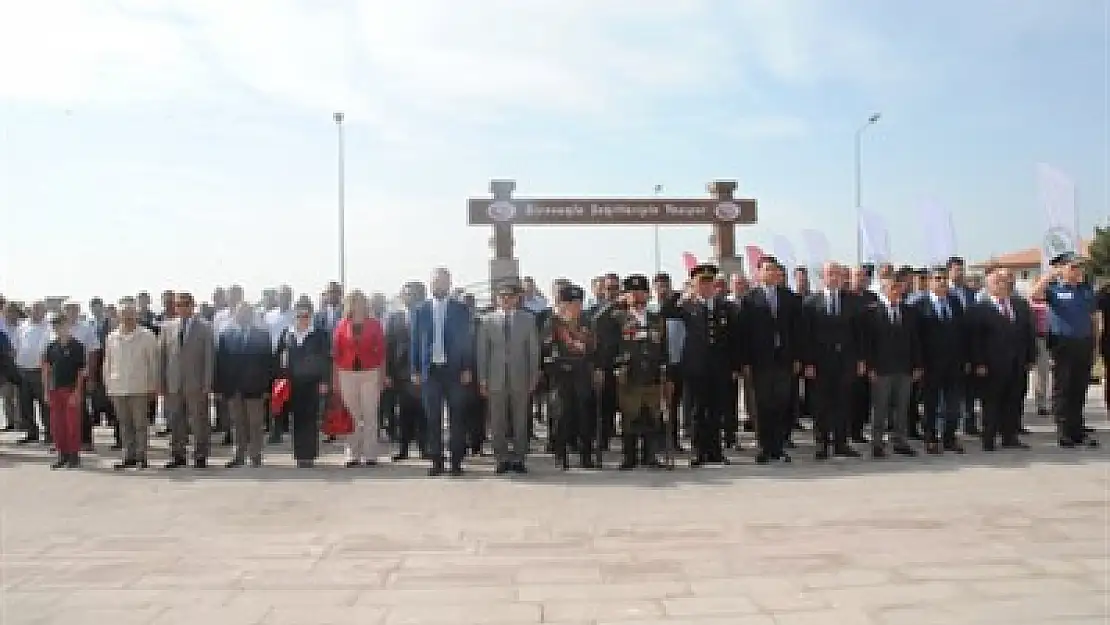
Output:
[622,274,651,292]
[1049,251,1084,266]
[929,264,948,276]
[690,263,719,280]
[558,284,585,302]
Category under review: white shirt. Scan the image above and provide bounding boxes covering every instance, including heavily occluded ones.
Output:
[15,321,51,370]
[877,293,899,322]
[264,308,294,351]
[522,295,548,313]
[929,292,951,319]
[59,319,101,352]
[431,297,448,365]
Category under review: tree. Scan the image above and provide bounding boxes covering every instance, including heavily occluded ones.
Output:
[1088,226,1110,278]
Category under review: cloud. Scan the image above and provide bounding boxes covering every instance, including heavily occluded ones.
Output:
[0,0,899,119]
[727,115,810,140]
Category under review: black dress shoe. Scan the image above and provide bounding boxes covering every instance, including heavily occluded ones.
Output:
[779,452,792,463]
[1000,439,1029,450]
[755,453,770,465]
[943,440,965,454]
[494,462,511,474]
[164,457,187,469]
[344,460,361,468]
[15,437,38,446]
[851,434,868,444]
[109,443,122,451]
[892,445,916,456]
[1018,427,1031,435]
[690,458,704,467]
[1037,408,1050,416]
[296,460,314,468]
[965,424,981,436]
[871,446,886,459]
[814,449,830,461]
[392,452,409,462]
[428,464,444,476]
[193,458,207,469]
[982,440,996,452]
[1083,437,1100,448]
[835,446,861,458]
[449,465,463,476]
[114,459,137,471]
[50,457,68,470]
[511,462,527,474]
[618,460,636,470]
[364,459,377,467]
[226,459,245,468]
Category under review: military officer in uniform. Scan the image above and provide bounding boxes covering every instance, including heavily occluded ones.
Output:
[679,264,739,466]
[540,284,598,469]
[598,275,670,469]
[587,275,622,459]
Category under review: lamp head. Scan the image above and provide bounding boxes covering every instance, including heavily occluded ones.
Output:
[868,113,881,124]
[333,111,344,124]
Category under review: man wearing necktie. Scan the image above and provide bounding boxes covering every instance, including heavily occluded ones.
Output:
[742,256,802,464]
[913,265,968,454]
[802,263,863,459]
[158,292,215,469]
[213,303,275,468]
[968,269,1034,451]
[477,281,540,474]
[862,274,923,458]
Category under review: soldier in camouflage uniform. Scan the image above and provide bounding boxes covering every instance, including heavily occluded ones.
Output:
[601,275,670,470]
[540,284,598,470]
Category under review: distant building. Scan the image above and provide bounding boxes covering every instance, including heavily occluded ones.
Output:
[972,239,1090,295]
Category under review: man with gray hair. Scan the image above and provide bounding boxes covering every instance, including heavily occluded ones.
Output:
[861,275,923,458]
[104,298,160,469]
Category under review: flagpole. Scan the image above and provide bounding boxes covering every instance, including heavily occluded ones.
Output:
[854,113,881,265]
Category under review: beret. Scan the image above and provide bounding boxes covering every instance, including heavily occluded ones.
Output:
[689,263,719,280]
[622,274,650,291]
[558,285,584,302]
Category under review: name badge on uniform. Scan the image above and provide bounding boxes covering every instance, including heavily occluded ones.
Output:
[634,329,648,341]
[1058,292,1074,300]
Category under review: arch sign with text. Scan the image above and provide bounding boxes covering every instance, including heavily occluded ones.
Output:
[467,179,759,288]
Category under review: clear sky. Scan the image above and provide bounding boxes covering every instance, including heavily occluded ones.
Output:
[1,0,1107,304]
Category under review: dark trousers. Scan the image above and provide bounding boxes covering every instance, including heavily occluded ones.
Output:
[18,369,48,440]
[1050,336,1094,442]
[466,388,486,452]
[753,365,794,456]
[980,363,1025,444]
[548,369,593,463]
[393,382,425,456]
[962,374,979,429]
[684,370,728,462]
[422,365,467,467]
[667,373,684,448]
[812,359,853,450]
[288,379,322,461]
[923,369,961,442]
[850,376,870,438]
[595,372,617,445]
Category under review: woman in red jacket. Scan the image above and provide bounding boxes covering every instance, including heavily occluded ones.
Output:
[333,290,386,467]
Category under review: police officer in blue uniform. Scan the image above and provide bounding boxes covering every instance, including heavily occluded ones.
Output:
[1033,251,1099,448]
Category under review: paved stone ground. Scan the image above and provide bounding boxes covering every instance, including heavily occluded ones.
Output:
[0,396,1106,625]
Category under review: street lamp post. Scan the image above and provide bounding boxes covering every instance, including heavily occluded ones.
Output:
[854,112,881,265]
[334,111,347,291]
[652,184,664,273]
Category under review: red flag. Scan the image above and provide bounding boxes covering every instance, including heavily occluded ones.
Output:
[744,245,765,275]
[681,252,698,272]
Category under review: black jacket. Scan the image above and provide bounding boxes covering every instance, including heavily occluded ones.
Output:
[861,299,922,376]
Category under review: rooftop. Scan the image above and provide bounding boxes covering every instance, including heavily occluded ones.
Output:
[973,239,1090,269]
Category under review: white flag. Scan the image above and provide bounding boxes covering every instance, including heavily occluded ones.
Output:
[1036,163,1079,268]
[770,234,797,271]
[920,199,957,265]
[799,229,831,268]
[858,208,891,263]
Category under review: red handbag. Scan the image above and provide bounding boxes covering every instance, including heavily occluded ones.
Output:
[321,393,354,436]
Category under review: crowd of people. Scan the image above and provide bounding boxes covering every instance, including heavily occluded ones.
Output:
[0,253,1102,475]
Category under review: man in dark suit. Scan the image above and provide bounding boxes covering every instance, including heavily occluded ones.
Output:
[386,282,426,460]
[946,256,981,435]
[848,266,879,442]
[913,265,968,454]
[411,267,475,476]
[802,263,863,459]
[743,256,803,464]
[678,264,740,466]
[969,268,1035,451]
[862,274,923,457]
[213,304,275,467]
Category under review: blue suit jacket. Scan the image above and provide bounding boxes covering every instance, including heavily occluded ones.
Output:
[410,298,474,377]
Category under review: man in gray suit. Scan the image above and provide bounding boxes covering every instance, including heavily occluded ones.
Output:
[477,281,540,474]
[159,292,215,468]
